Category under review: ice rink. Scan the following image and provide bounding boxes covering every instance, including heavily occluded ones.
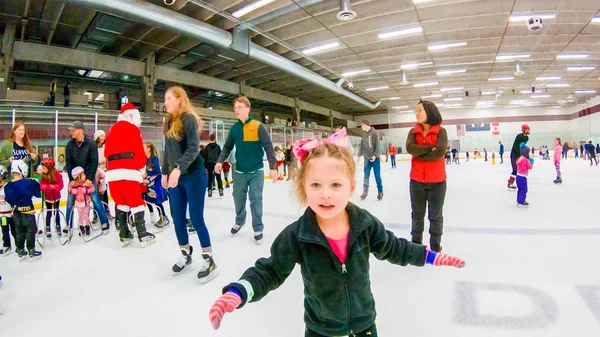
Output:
[2,156,600,337]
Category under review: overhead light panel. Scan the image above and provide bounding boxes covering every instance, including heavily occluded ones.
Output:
[413,81,439,88]
[481,91,503,96]
[531,94,551,98]
[302,42,339,55]
[477,101,495,105]
[365,86,389,91]
[232,0,276,17]
[488,76,514,81]
[341,69,370,77]
[88,70,104,78]
[557,54,589,59]
[437,69,467,76]
[400,61,433,70]
[536,76,562,80]
[392,105,409,109]
[514,61,524,76]
[496,54,530,60]
[575,90,597,94]
[428,41,467,51]
[444,104,463,108]
[567,66,595,71]
[383,97,401,100]
[421,94,442,99]
[592,16,600,23]
[378,26,423,39]
[509,14,555,22]
[440,86,464,92]
[443,97,463,101]
[546,83,571,88]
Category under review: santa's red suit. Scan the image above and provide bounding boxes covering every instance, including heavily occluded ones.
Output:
[105,103,154,245]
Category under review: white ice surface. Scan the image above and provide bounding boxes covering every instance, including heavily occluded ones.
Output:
[1,157,600,337]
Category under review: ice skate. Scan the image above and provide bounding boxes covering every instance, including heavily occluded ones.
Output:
[219,189,224,197]
[138,232,156,248]
[85,225,91,236]
[28,248,42,262]
[231,224,244,235]
[116,209,134,247]
[507,184,516,190]
[120,236,134,248]
[377,192,383,201]
[101,222,110,234]
[16,248,27,261]
[553,177,562,184]
[360,191,368,200]
[0,246,13,256]
[208,189,212,198]
[254,231,263,244]
[133,212,155,248]
[517,202,530,208]
[45,226,52,238]
[187,220,196,233]
[197,252,218,283]
[172,246,193,275]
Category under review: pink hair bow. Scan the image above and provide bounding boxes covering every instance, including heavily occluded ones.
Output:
[292,127,349,165]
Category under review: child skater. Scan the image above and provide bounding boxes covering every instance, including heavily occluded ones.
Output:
[516,143,534,207]
[143,142,169,227]
[39,158,64,238]
[0,165,17,255]
[69,166,95,236]
[553,138,562,184]
[588,140,598,166]
[222,161,231,188]
[275,146,285,181]
[208,129,466,336]
[4,160,42,260]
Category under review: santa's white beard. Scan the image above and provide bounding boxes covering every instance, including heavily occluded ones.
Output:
[118,112,141,127]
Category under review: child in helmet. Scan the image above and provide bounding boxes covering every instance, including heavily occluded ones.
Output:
[4,160,42,260]
[68,166,95,236]
[39,157,64,238]
[0,165,17,255]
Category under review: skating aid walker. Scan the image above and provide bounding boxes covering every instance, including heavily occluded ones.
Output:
[35,191,69,247]
[68,205,104,243]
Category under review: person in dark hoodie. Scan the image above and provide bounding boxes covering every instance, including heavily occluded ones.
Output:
[208,135,465,336]
[205,134,223,197]
[507,124,530,190]
[358,119,383,201]
[588,140,598,166]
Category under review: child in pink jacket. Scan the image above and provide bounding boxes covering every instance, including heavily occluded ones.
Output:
[553,138,562,184]
[516,143,534,207]
[69,167,95,236]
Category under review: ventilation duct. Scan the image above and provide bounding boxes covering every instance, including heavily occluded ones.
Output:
[337,0,357,21]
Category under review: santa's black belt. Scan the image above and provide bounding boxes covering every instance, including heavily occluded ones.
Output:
[108,152,135,161]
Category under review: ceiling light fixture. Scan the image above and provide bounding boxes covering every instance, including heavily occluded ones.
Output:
[392,105,409,109]
[421,94,442,99]
[428,41,467,51]
[378,26,423,39]
[531,94,551,98]
[440,86,464,92]
[567,66,596,71]
[510,100,529,104]
[546,83,571,88]
[400,61,433,70]
[536,76,562,80]
[592,16,600,23]
[575,90,597,94]
[383,97,401,100]
[302,42,340,55]
[232,0,275,17]
[443,97,463,101]
[557,54,589,59]
[514,61,524,76]
[477,101,495,105]
[341,69,370,77]
[365,86,389,91]
[413,81,439,88]
[488,76,515,81]
[437,69,467,76]
[496,54,530,60]
[481,91,503,96]
[509,14,555,22]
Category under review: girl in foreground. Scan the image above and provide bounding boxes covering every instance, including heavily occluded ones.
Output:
[208,129,466,337]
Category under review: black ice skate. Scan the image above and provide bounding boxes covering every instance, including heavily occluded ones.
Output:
[553,177,562,184]
[219,189,224,197]
[507,184,517,190]
[85,225,91,236]
[133,212,155,248]
[187,220,196,233]
[15,248,27,261]
[230,224,244,235]
[254,231,263,244]
[208,189,212,198]
[0,246,13,256]
[517,202,530,208]
[377,192,384,201]
[172,246,193,275]
[197,252,218,283]
[28,248,42,262]
[101,222,110,234]
[116,209,134,247]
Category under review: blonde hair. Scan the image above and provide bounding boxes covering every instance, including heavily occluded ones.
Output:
[294,144,356,205]
[163,86,203,141]
[233,96,251,108]
[9,122,35,153]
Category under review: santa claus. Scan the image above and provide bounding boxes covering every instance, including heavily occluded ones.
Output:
[105,103,155,247]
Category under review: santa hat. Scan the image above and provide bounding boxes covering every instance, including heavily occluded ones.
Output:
[118,102,141,127]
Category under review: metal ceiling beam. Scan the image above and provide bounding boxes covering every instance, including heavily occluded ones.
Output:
[71,10,98,48]
[46,2,66,45]
[65,0,377,110]
[20,0,32,41]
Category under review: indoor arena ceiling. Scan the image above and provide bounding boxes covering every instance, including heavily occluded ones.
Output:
[1,0,599,115]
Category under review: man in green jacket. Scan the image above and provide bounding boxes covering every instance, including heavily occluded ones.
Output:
[215,97,277,244]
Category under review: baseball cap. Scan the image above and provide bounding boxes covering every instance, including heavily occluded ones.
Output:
[68,121,84,131]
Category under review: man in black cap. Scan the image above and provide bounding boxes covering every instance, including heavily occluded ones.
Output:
[65,121,109,232]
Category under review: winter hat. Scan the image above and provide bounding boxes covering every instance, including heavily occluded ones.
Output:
[520,145,530,159]
[71,166,84,179]
[118,102,141,127]
[11,160,28,177]
[94,130,105,141]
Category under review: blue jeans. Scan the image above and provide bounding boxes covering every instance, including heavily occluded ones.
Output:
[390,155,396,168]
[232,170,264,232]
[363,157,383,194]
[169,168,211,248]
[66,181,108,228]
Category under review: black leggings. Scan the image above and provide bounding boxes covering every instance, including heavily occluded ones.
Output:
[305,324,377,337]
[1,216,16,248]
[147,202,166,217]
[206,162,223,190]
[14,212,37,251]
[45,200,61,230]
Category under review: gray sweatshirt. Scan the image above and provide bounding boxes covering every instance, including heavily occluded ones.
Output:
[358,127,380,159]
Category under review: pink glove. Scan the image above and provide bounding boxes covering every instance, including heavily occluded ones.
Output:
[70,188,78,195]
[41,184,48,191]
[425,248,465,268]
[209,291,242,330]
[49,184,57,190]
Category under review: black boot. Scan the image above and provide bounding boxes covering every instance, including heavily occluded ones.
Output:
[134,212,155,248]
[116,209,133,241]
[430,236,442,252]
[208,189,212,198]
[219,189,224,197]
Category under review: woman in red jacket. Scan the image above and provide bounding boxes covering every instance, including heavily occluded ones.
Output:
[39,157,64,237]
[405,100,447,252]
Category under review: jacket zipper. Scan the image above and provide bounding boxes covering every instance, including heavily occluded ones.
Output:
[341,263,353,334]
